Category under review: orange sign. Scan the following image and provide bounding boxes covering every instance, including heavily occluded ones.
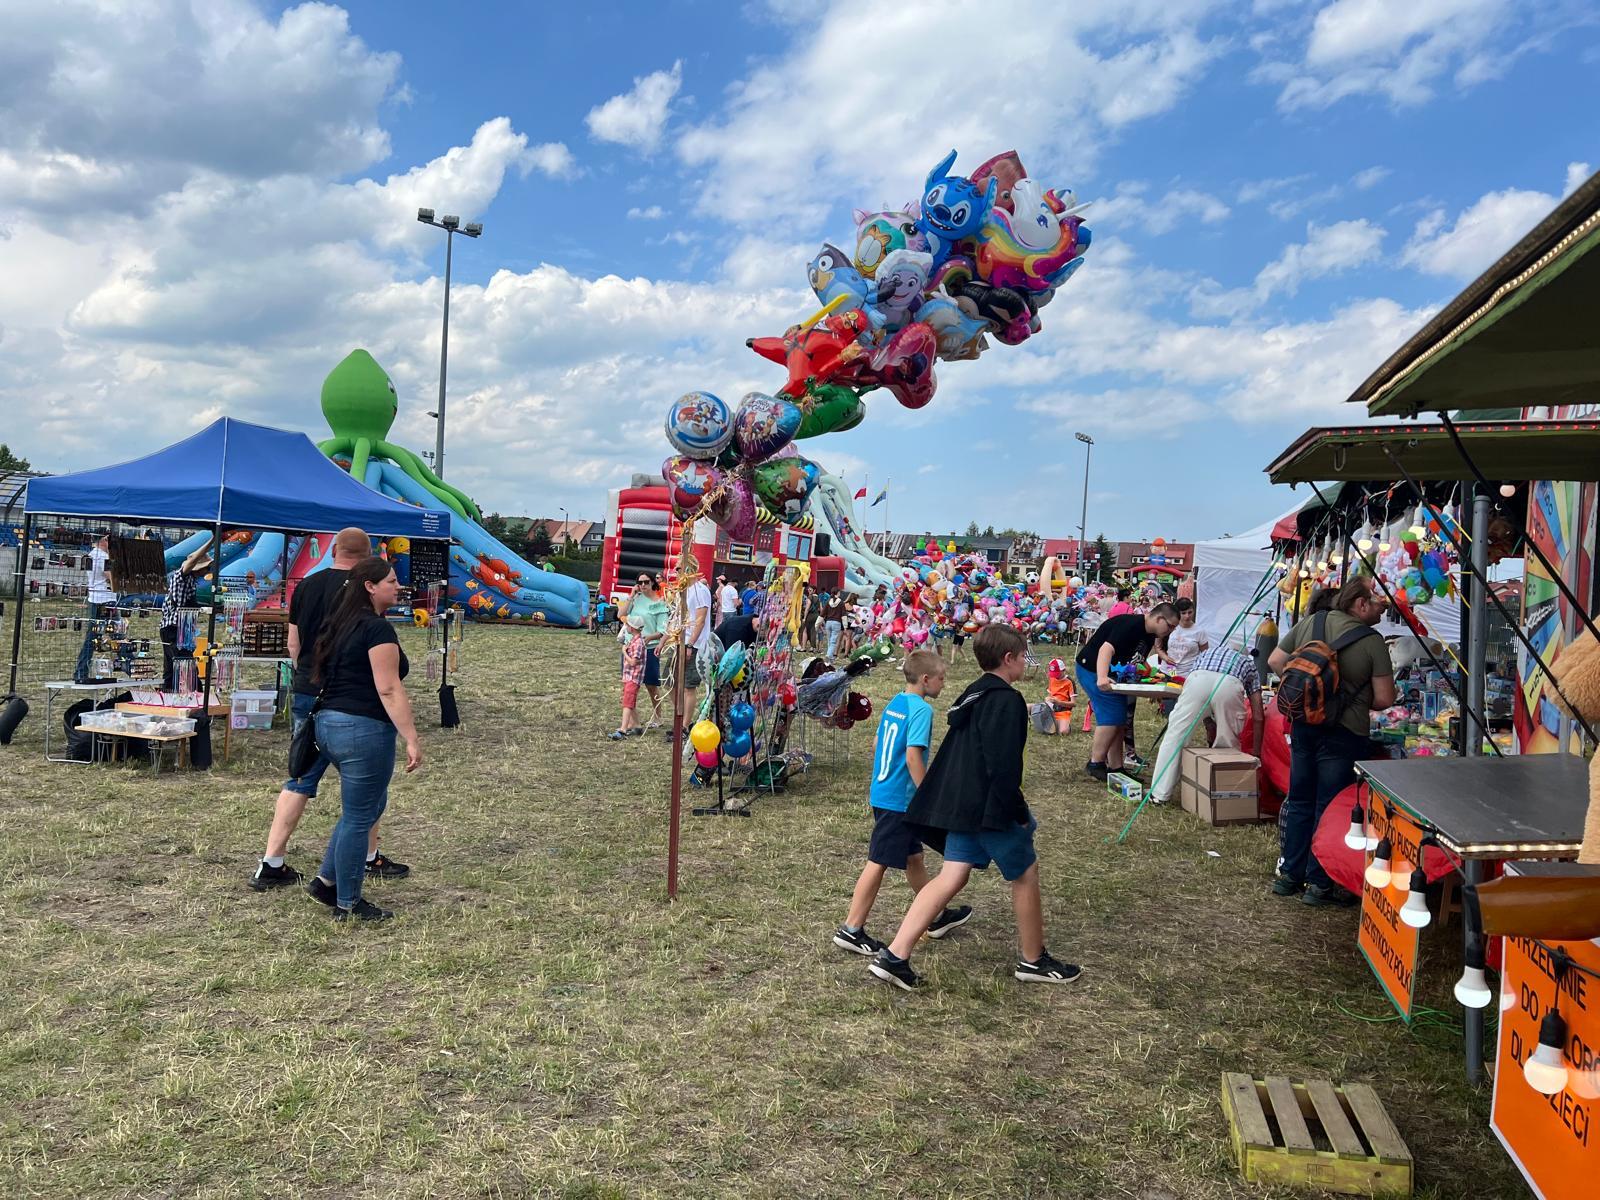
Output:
[1491,934,1600,1200]
[1356,799,1425,1020]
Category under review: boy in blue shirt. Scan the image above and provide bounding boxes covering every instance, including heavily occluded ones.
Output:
[870,623,1081,989]
[833,649,972,955]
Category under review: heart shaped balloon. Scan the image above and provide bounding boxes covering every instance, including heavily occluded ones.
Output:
[665,391,735,459]
[864,321,938,409]
[662,455,724,517]
[733,392,803,463]
[752,456,820,518]
[711,474,757,542]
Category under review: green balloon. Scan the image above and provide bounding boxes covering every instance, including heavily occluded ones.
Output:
[795,384,865,439]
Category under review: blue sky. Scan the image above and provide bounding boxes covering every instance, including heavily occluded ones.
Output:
[1,0,1595,542]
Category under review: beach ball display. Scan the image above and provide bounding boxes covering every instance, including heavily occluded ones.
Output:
[728,702,756,732]
[662,455,724,515]
[665,391,735,459]
[690,720,721,754]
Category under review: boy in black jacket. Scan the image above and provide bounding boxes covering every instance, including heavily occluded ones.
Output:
[869,623,1081,990]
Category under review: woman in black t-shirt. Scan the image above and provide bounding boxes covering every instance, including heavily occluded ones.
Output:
[306,557,422,922]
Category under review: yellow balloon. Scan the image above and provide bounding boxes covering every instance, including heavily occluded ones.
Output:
[690,720,721,754]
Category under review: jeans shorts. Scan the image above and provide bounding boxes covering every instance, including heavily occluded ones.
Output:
[867,807,923,870]
[1075,664,1128,726]
[943,814,1038,881]
[282,691,332,798]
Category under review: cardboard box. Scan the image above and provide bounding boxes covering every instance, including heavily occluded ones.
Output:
[1179,747,1262,826]
[1106,772,1142,803]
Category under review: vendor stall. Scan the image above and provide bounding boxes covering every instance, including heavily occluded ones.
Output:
[8,418,452,767]
[1264,170,1600,1158]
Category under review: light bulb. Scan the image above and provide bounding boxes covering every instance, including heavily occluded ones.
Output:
[1343,806,1367,851]
[1379,542,1391,553]
[1392,860,1412,892]
[1357,538,1373,551]
[1299,568,1310,578]
[1499,483,1515,498]
[1524,1011,1570,1095]
[1365,830,1381,851]
[1501,983,1519,1013]
[1454,965,1492,1009]
[1409,524,1426,538]
[1316,560,1328,572]
[1400,872,1431,927]
[1364,839,1392,890]
[1331,552,1343,564]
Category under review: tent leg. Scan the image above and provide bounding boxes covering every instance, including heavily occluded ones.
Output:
[1465,485,1490,757]
[194,523,223,770]
[8,514,32,694]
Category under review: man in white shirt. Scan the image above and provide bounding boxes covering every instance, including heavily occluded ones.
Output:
[679,573,715,721]
[74,531,117,682]
[717,575,739,618]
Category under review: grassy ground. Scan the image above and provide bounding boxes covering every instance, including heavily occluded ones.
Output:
[0,625,1523,1199]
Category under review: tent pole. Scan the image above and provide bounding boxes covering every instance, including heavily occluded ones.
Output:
[1465,484,1491,756]
[8,514,32,694]
[196,522,223,768]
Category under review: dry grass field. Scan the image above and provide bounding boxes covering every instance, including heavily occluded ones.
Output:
[0,624,1523,1198]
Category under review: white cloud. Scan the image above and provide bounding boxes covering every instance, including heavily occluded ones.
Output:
[627,205,665,220]
[1254,219,1385,300]
[677,1,1223,227]
[1352,166,1390,189]
[0,0,400,214]
[1263,0,1524,110]
[1565,161,1593,195]
[524,142,575,177]
[1400,183,1559,281]
[1098,183,1230,235]
[585,61,683,152]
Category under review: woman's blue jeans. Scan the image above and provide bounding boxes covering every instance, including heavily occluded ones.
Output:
[315,710,396,908]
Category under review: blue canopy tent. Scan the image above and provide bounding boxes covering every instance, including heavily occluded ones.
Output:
[23,417,451,537]
[8,419,452,734]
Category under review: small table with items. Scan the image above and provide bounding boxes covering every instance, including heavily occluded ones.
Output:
[1353,754,1590,1084]
[41,680,127,764]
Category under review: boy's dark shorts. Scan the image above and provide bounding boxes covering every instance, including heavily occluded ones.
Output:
[867,806,924,870]
[944,814,1038,881]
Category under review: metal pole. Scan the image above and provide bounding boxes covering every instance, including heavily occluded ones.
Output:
[1078,441,1091,572]
[667,596,686,900]
[8,513,32,693]
[1463,858,1486,1083]
[435,230,453,479]
[1465,484,1490,757]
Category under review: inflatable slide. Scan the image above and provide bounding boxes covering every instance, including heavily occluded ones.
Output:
[811,472,900,598]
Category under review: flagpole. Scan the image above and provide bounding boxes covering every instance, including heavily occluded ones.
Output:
[884,477,890,555]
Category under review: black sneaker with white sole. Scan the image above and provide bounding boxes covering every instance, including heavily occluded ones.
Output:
[306,876,337,907]
[1014,952,1083,984]
[926,905,973,939]
[832,926,885,956]
[868,949,922,991]
[248,861,302,892]
[365,853,410,879]
[332,898,393,923]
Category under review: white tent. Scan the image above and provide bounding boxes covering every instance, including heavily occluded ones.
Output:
[1192,516,1281,651]
[1193,506,1463,651]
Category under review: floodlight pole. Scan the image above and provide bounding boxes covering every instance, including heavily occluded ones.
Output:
[417,209,484,480]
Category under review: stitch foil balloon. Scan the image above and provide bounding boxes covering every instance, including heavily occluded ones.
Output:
[753,456,820,518]
[733,392,803,463]
[665,391,734,459]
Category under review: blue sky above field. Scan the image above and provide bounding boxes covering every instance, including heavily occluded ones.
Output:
[1,0,1595,541]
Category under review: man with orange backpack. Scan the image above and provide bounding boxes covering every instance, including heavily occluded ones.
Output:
[1267,577,1395,907]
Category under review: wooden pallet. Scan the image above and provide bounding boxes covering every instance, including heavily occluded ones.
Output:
[1222,1073,1413,1196]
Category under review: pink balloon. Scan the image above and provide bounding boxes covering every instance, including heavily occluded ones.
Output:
[696,748,720,769]
[711,474,757,541]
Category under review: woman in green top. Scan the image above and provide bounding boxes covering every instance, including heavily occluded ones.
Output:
[611,574,670,739]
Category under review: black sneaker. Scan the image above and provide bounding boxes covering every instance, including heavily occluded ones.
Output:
[332,898,393,922]
[868,949,922,991]
[832,926,885,956]
[1271,873,1304,897]
[1015,952,1083,984]
[248,860,302,892]
[1085,761,1109,782]
[307,876,337,907]
[365,853,410,879]
[1302,883,1360,908]
[927,905,973,939]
